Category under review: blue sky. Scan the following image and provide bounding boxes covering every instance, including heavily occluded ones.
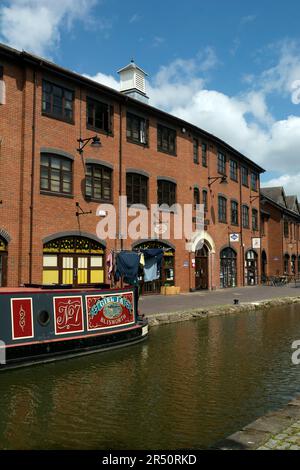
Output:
[1,0,300,196]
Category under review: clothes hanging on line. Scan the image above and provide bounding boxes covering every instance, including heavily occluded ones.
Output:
[115,251,140,285]
[142,248,164,283]
[106,251,114,280]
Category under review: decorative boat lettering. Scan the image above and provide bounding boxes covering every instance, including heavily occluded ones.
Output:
[86,292,134,331]
[53,296,84,335]
[10,298,34,340]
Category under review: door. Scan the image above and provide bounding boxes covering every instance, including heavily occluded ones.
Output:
[195,247,209,290]
[61,255,102,286]
[0,253,7,287]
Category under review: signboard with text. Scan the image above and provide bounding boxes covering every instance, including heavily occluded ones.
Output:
[86,292,135,331]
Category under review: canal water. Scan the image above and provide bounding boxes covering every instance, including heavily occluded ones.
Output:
[1,304,300,449]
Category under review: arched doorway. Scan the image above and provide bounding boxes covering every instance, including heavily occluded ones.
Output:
[195,244,209,290]
[220,247,237,288]
[245,250,258,285]
[133,240,175,294]
[0,236,8,287]
[261,250,267,280]
[284,254,290,275]
[43,235,105,286]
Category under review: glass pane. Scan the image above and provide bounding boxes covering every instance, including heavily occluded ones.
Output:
[50,179,60,192]
[43,255,58,267]
[63,257,73,269]
[90,256,103,267]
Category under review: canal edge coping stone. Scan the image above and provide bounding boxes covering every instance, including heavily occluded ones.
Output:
[146,296,300,327]
[214,396,300,450]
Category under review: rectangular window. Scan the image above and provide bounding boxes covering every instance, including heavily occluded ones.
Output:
[40,154,72,195]
[230,160,238,181]
[85,164,112,201]
[158,180,177,207]
[284,220,289,238]
[218,196,227,223]
[42,80,74,122]
[241,166,249,187]
[126,173,148,206]
[251,172,258,191]
[157,124,176,155]
[126,112,148,145]
[231,200,239,225]
[193,138,199,164]
[242,205,249,228]
[202,143,208,167]
[217,151,226,175]
[252,209,258,231]
[202,190,208,212]
[87,98,112,133]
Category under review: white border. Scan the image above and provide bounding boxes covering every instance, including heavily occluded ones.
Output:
[53,296,84,335]
[10,297,34,340]
[85,291,135,332]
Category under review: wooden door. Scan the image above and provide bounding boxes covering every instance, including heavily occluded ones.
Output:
[195,255,208,290]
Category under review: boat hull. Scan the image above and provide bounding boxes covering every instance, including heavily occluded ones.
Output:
[0,286,148,371]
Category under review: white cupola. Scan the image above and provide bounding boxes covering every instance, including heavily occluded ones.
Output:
[117,60,149,103]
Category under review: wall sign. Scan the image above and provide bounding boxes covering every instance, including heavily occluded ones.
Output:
[86,292,135,331]
[252,238,261,249]
[53,296,84,335]
[11,298,34,340]
[230,233,240,243]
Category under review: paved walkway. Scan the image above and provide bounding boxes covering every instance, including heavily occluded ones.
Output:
[140,285,300,316]
[258,423,300,450]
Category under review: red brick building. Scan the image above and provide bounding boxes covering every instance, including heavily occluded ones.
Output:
[0,43,265,292]
[261,187,300,279]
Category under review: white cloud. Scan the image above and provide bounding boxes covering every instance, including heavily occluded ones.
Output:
[83,72,119,90]
[129,13,141,24]
[0,0,99,57]
[262,174,300,198]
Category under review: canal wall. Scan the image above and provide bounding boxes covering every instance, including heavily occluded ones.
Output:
[147,295,300,327]
[215,395,300,450]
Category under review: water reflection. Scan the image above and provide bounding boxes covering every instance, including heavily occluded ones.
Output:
[0,304,300,449]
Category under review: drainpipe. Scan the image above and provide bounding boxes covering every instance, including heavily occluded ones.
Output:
[239,165,244,286]
[29,69,37,284]
[18,66,27,284]
[119,102,123,251]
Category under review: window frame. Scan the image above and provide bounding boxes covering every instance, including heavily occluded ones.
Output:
[218,196,227,223]
[126,173,148,207]
[241,166,249,187]
[85,164,113,202]
[42,80,74,123]
[86,97,113,134]
[126,112,149,146]
[40,153,73,196]
[231,200,239,226]
[157,180,177,207]
[217,151,226,175]
[252,208,258,231]
[242,204,250,229]
[157,124,177,156]
[251,172,258,192]
[230,159,238,182]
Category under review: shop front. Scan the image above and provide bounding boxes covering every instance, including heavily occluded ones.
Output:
[245,250,258,285]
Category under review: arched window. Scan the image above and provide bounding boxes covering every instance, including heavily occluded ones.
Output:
[157,180,176,207]
[245,250,258,285]
[193,187,200,209]
[126,173,148,206]
[220,247,237,288]
[85,164,112,201]
[40,153,73,195]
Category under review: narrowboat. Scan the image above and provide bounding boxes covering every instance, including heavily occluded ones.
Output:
[0,285,148,370]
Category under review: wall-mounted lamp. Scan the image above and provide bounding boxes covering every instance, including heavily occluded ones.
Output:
[77,135,101,155]
[208,175,228,187]
[75,202,92,218]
